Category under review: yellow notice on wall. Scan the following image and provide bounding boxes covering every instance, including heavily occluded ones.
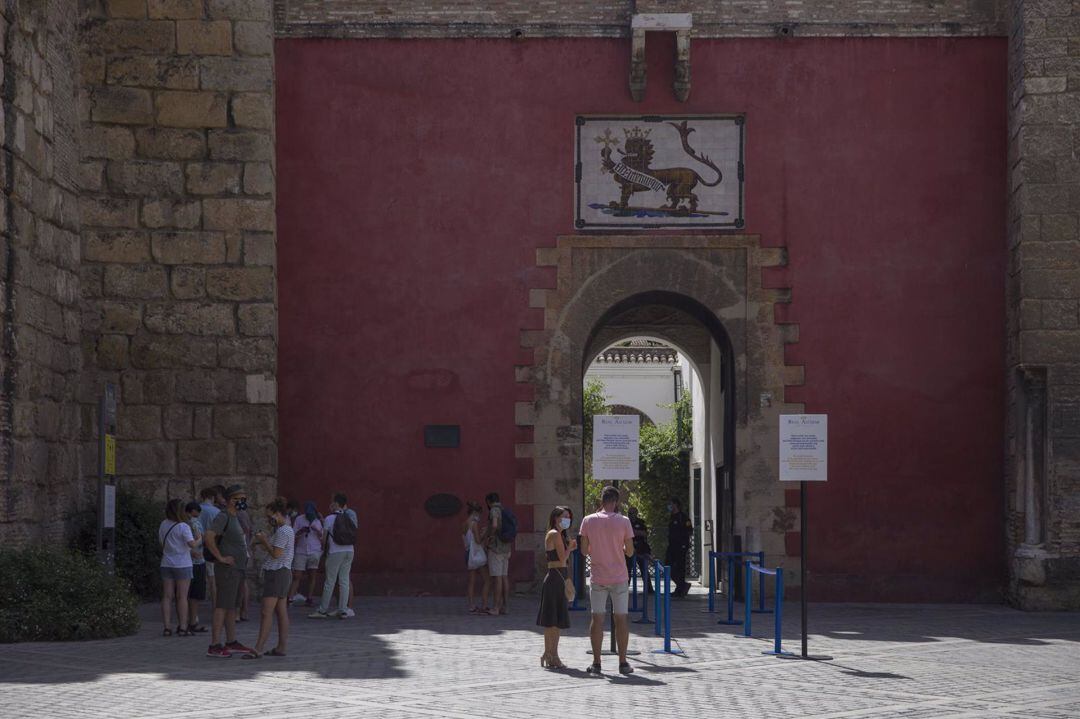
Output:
[104,434,116,476]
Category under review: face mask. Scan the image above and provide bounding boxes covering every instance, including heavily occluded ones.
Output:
[234,498,248,512]
[559,517,571,530]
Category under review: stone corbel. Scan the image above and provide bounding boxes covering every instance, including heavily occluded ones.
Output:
[629,13,693,103]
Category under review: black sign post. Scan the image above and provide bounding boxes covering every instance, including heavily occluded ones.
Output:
[97,383,117,573]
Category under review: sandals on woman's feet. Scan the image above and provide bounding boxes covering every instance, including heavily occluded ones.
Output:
[187,625,208,634]
[175,627,192,637]
[240,650,262,660]
[162,628,172,637]
[586,663,602,674]
[618,662,634,675]
[265,648,286,657]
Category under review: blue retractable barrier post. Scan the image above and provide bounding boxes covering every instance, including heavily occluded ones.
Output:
[569,549,585,612]
[752,550,772,614]
[633,557,651,624]
[630,557,638,612]
[715,552,760,625]
[744,561,790,656]
[651,562,684,655]
[707,551,716,613]
[653,559,663,636]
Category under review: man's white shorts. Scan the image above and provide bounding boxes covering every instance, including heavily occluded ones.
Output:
[488,551,510,577]
[590,581,629,615]
[291,553,320,571]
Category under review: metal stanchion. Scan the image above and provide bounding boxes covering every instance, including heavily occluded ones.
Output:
[630,556,639,612]
[653,559,663,636]
[752,550,772,614]
[633,557,651,624]
[743,561,792,656]
[704,550,716,613]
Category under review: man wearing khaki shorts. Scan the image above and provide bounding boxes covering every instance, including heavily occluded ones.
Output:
[578,486,635,675]
[204,485,254,658]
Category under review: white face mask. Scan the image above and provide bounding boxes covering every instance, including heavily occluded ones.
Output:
[559,517,571,530]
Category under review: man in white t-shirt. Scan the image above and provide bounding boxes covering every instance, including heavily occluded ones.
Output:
[309,493,357,619]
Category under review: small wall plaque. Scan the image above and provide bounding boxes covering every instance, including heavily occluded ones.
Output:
[425,493,463,518]
[424,425,460,448]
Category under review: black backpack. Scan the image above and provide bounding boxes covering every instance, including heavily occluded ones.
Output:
[498,507,518,543]
[331,510,357,546]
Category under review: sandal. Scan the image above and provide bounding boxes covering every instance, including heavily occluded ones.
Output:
[176,627,192,637]
[240,650,262,660]
[187,625,208,634]
[162,628,172,637]
[586,663,603,674]
[265,648,286,657]
[619,662,634,675]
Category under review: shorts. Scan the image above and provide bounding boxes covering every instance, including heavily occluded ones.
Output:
[292,553,320,571]
[488,551,510,577]
[262,567,292,599]
[213,563,246,610]
[188,563,207,600]
[590,581,629,615]
[160,565,193,581]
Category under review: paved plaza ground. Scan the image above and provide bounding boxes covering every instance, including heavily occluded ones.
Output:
[2,590,1079,719]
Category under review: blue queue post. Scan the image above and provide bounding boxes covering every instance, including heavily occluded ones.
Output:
[752,551,773,614]
[630,557,639,612]
[718,554,739,625]
[633,558,651,624]
[569,549,585,612]
[707,551,716,613]
[743,560,753,637]
[653,559,663,637]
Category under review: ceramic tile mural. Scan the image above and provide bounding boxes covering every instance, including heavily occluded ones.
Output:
[574,115,745,229]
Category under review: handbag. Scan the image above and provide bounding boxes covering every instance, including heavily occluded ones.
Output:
[467,539,487,570]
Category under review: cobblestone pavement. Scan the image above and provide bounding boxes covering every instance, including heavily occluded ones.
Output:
[2,591,1079,719]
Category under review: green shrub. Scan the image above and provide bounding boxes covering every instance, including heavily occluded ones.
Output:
[0,547,140,643]
[71,488,164,600]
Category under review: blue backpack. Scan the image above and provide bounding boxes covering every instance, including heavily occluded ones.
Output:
[498,507,518,543]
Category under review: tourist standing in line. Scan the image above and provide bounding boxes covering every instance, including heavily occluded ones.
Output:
[462,501,489,614]
[666,497,694,597]
[484,492,514,615]
[289,501,323,606]
[185,501,208,634]
[309,493,357,619]
[536,506,575,669]
[198,486,223,606]
[159,498,197,637]
[578,485,635,675]
[204,485,254,658]
[243,497,294,658]
[627,505,653,595]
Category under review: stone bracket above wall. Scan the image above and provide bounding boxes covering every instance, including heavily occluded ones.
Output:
[630,13,692,102]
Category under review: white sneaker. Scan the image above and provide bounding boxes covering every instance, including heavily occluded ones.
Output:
[343,608,355,618]
[290,594,305,604]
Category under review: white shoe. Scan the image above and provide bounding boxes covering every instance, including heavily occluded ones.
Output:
[343,608,355,618]
[290,594,305,604]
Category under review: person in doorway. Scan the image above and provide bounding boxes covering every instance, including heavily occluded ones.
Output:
[288,501,323,606]
[309,493,356,619]
[204,485,254,658]
[483,492,513,616]
[463,501,490,614]
[185,501,208,634]
[627,505,653,595]
[578,486,635,675]
[198,486,223,606]
[159,498,198,637]
[666,497,694,597]
[243,497,294,658]
[536,506,575,669]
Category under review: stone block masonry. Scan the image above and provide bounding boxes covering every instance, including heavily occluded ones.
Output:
[77,0,278,511]
[0,1,86,543]
[1005,0,1080,609]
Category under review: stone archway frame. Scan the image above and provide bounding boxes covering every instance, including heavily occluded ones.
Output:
[514,235,805,585]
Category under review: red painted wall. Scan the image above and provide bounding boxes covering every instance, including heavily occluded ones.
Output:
[275,36,1007,600]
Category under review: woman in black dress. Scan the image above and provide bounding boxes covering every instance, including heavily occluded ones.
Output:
[537,505,575,669]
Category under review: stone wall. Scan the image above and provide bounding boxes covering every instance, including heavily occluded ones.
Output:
[275,0,1006,38]
[0,0,85,543]
[1005,0,1080,609]
[77,0,277,507]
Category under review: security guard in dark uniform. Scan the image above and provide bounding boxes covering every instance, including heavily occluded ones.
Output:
[627,506,653,594]
[665,497,693,597]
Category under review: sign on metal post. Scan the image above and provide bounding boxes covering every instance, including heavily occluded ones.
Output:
[778,414,831,662]
[592,415,640,481]
[98,383,118,572]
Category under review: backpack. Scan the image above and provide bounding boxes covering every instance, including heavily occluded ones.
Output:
[331,510,357,546]
[498,507,518,543]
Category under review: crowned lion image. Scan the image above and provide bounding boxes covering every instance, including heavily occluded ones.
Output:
[599,121,723,213]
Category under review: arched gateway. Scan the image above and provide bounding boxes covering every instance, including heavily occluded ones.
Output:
[513,236,805,592]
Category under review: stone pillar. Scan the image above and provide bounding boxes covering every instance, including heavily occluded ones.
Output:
[77,0,277,506]
[1005,0,1080,610]
[0,0,85,543]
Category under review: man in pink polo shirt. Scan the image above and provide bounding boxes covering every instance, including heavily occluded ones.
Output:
[578,485,635,675]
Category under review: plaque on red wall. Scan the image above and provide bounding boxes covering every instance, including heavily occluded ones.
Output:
[574,114,745,230]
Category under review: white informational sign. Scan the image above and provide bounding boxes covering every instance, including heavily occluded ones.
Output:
[103,484,116,528]
[779,414,828,482]
[592,415,641,481]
